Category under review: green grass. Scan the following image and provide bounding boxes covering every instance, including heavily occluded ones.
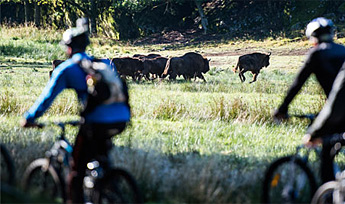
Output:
[1,25,343,203]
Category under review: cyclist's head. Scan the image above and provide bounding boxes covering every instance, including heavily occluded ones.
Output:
[305,17,334,43]
[61,18,90,56]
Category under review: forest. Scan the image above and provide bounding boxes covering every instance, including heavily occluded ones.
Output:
[1,0,345,40]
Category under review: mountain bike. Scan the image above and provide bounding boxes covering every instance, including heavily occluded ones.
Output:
[311,169,345,204]
[22,121,143,203]
[262,114,345,203]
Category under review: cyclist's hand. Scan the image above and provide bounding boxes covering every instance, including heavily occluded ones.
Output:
[272,109,288,123]
[303,134,322,147]
[20,119,37,128]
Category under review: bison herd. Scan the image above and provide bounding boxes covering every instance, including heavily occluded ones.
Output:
[112,52,210,82]
[51,51,272,83]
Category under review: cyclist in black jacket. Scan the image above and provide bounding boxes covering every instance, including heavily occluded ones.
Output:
[304,62,345,184]
[274,17,345,120]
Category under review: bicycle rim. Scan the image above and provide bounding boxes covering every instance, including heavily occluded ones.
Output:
[311,181,339,204]
[262,156,317,203]
[94,168,143,204]
[22,158,64,203]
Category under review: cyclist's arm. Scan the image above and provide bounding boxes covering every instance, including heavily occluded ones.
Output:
[24,66,68,123]
[276,53,315,114]
[307,63,345,138]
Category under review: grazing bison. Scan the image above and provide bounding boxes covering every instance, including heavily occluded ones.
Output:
[49,59,65,77]
[162,52,210,82]
[111,57,144,81]
[139,56,168,81]
[233,52,271,83]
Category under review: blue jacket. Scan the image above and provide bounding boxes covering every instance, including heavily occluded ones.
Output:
[24,52,131,124]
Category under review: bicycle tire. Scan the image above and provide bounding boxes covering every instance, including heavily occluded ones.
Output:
[262,155,317,203]
[93,168,143,203]
[311,181,341,204]
[22,158,65,203]
[0,144,15,185]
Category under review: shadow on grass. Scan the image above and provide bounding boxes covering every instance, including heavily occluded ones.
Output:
[111,145,273,203]
[2,139,273,203]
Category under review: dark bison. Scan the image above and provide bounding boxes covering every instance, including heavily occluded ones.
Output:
[49,59,65,77]
[111,57,144,81]
[139,56,168,81]
[133,54,166,81]
[162,52,210,82]
[233,52,271,83]
[133,53,161,59]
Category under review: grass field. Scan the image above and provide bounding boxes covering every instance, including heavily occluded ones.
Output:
[1,25,345,203]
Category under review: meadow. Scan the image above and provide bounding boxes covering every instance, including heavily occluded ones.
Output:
[1,25,345,203]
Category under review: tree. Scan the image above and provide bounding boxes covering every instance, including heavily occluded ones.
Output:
[195,0,208,34]
[34,0,40,27]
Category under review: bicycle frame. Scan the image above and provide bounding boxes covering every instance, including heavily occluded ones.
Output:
[44,122,74,177]
[38,121,112,201]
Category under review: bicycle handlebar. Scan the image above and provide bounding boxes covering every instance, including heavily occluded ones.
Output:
[28,120,82,129]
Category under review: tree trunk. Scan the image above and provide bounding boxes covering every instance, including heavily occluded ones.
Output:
[34,1,40,27]
[195,0,208,34]
[24,0,30,26]
[90,0,97,35]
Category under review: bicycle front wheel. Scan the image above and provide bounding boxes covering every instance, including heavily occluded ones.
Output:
[311,181,341,204]
[93,168,143,203]
[262,156,317,203]
[22,158,65,203]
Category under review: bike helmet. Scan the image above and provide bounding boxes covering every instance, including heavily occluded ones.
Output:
[61,18,90,49]
[305,17,334,41]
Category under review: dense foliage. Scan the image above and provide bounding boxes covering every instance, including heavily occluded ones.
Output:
[1,0,345,40]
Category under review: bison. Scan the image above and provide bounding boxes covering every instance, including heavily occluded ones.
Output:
[139,56,168,81]
[233,52,271,83]
[133,53,161,59]
[162,52,210,82]
[133,54,167,81]
[49,59,65,78]
[111,57,144,81]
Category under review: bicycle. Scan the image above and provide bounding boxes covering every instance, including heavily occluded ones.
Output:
[262,114,345,203]
[22,121,143,203]
[311,169,345,204]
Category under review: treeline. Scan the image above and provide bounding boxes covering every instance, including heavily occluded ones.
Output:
[1,0,345,40]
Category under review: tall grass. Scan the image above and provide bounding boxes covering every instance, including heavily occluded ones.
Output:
[1,25,342,203]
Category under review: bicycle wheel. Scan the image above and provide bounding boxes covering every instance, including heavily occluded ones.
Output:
[262,156,317,203]
[311,181,340,204]
[93,168,143,203]
[0,144,15,185]
[22,158,65,203]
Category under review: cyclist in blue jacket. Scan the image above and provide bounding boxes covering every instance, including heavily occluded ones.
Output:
[21,18,131,203]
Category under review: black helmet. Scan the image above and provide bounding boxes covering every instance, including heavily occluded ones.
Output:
[305,17,333,40]
[61,18,90,49]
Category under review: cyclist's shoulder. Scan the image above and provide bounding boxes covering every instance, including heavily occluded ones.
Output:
[306,42,345,60]
[314,42,345,52]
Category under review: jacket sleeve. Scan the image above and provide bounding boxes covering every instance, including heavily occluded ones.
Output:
[24,67,67,123]
[307,64,345,138]
[278,51,316,113]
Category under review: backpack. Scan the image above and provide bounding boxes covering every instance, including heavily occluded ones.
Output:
[78,58,129,115]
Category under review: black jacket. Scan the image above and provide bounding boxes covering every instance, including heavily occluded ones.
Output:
[307,62,345,138]
[278,42,345,113]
